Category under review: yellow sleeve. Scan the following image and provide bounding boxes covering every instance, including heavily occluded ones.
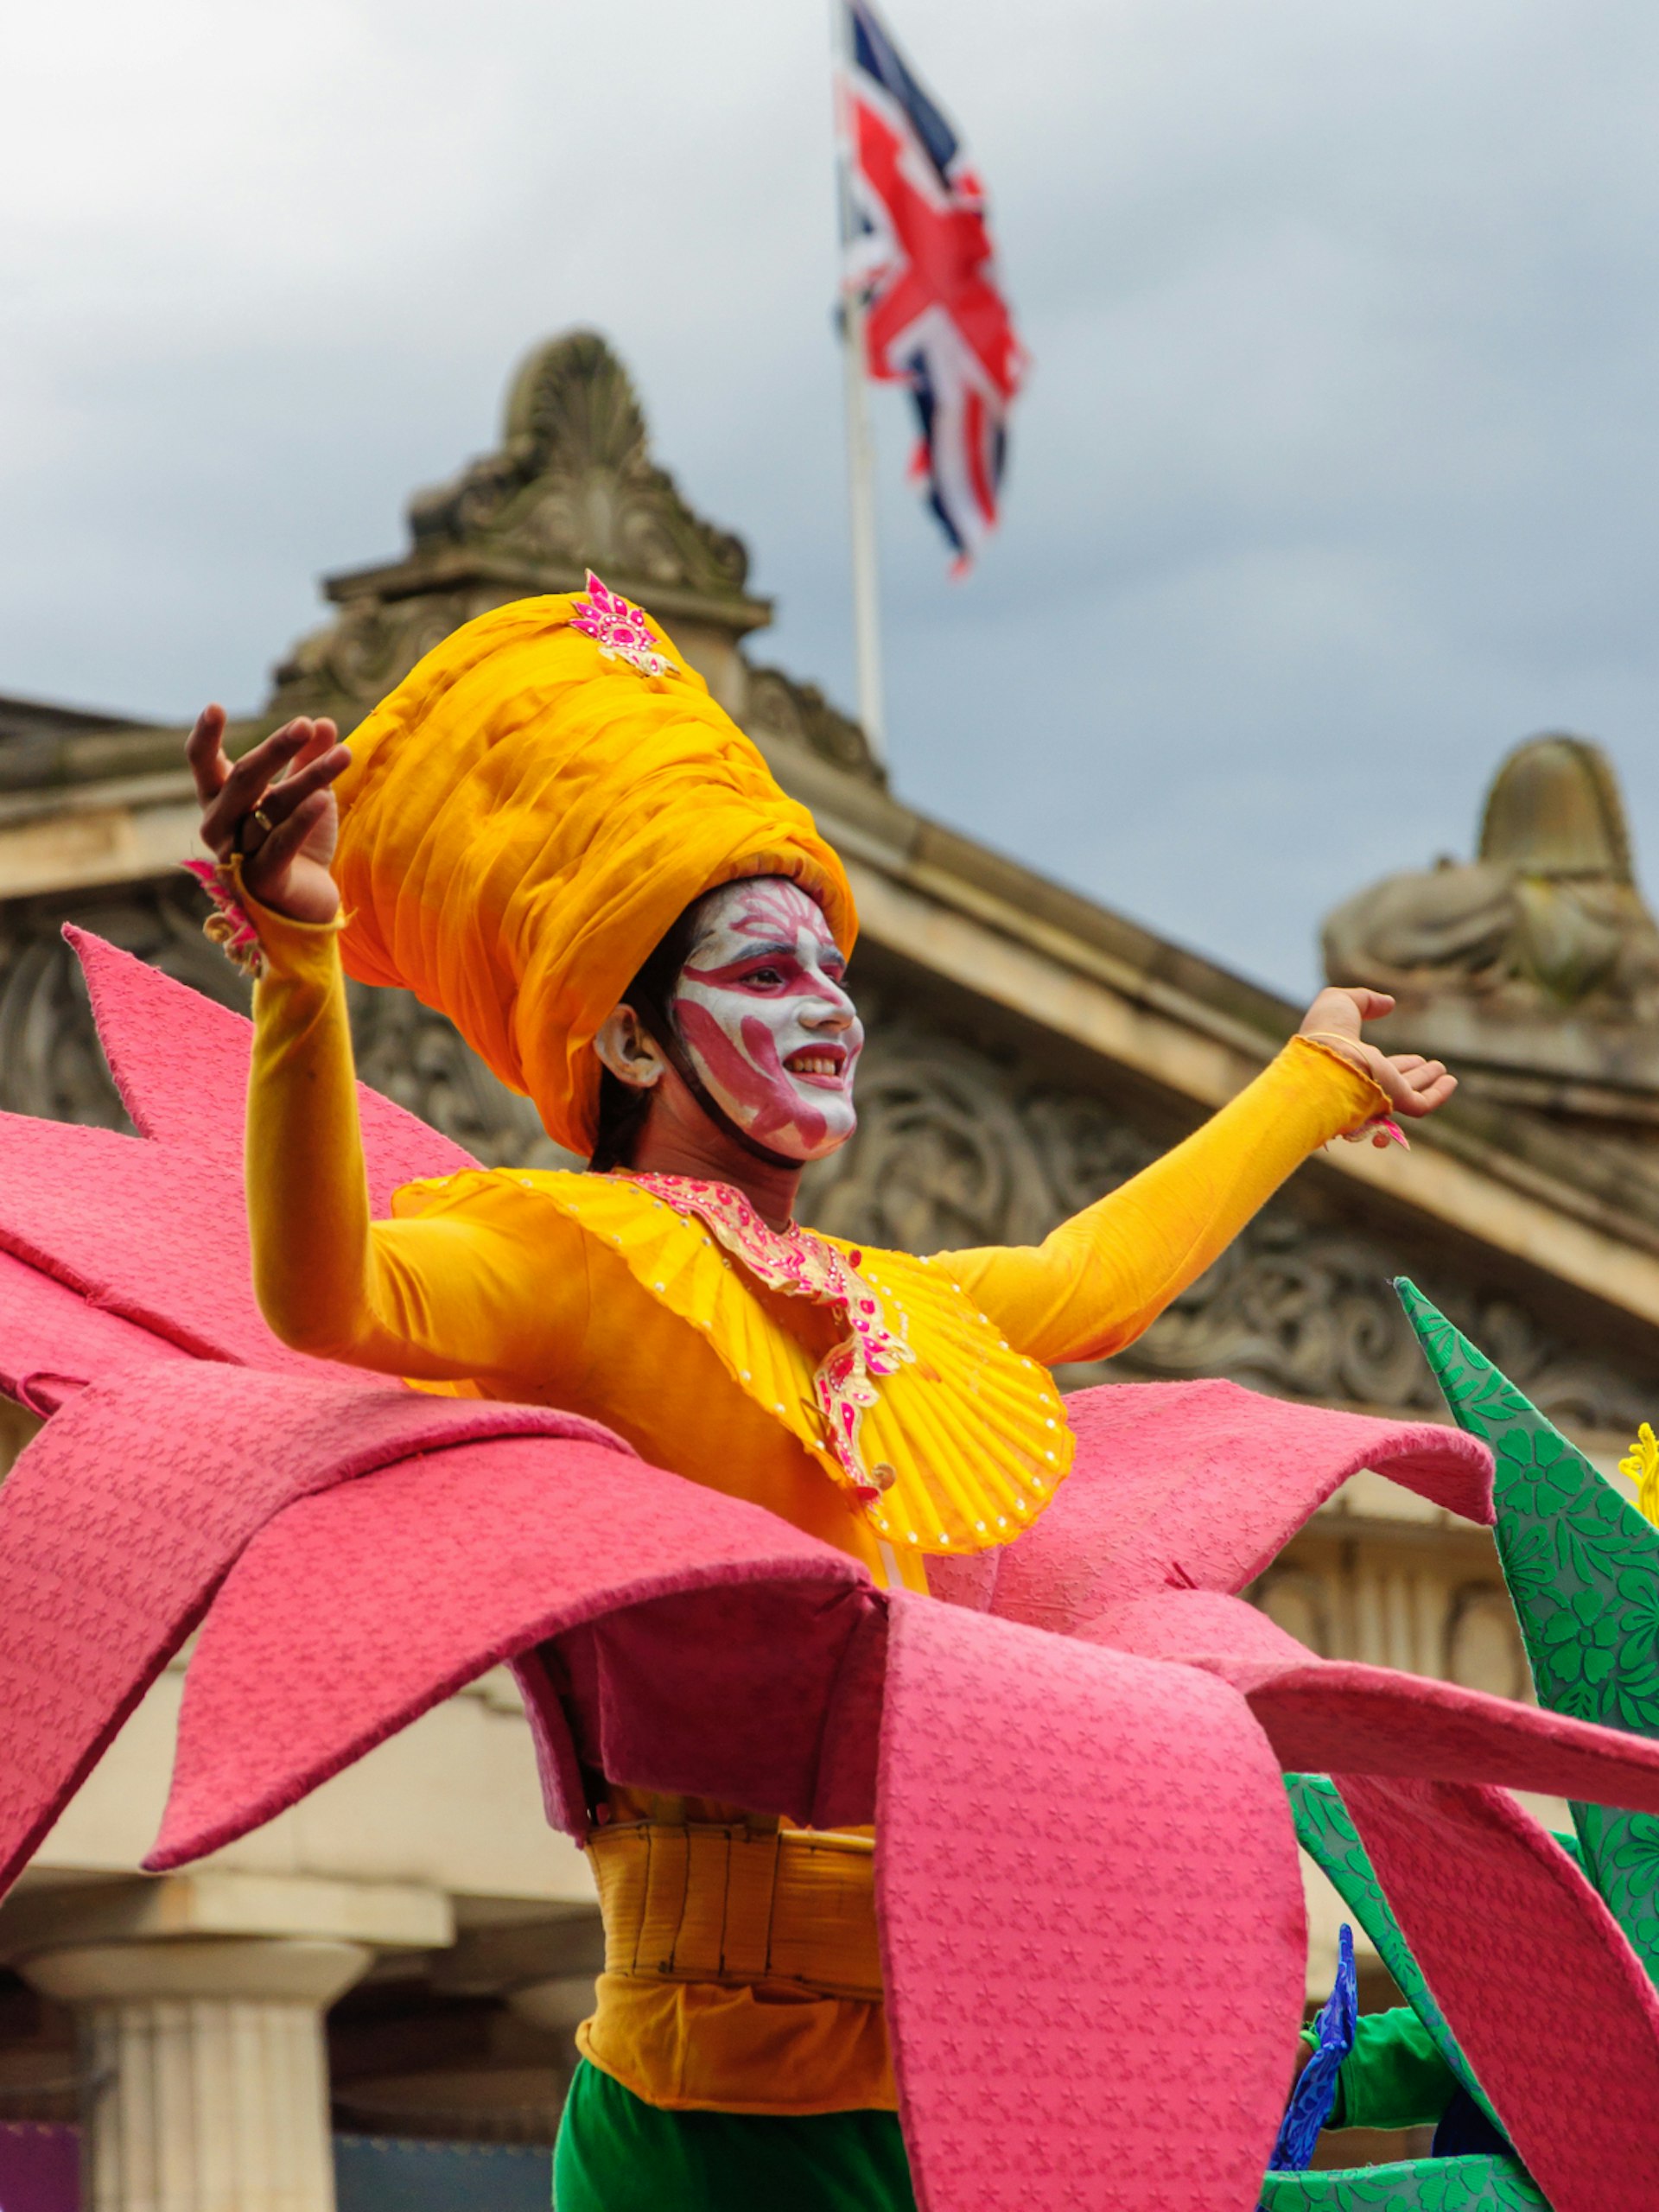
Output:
[938,1037,1388,1367]
[243,874,588,1385]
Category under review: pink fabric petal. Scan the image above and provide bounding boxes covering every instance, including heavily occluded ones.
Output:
[68,927,478,1209]
[1342,1775,1659,2212]
[0,1109,310,1372]
[876,1592,1305,2212]
[0,1246,186,1413]
[0,1367,632,1892]
[963,1379,1491,1630]
[1099,1588,1659,1808]
[1247,1662,1659,1807]
[0,936,480,1379]
[151,1439,874,1866]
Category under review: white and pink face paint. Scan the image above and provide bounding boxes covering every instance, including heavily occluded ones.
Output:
[671,878,862,1162]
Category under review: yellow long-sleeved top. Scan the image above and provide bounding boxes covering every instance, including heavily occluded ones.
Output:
[243,889,1385,2113]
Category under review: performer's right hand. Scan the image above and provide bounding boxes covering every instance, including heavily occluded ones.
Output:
[186,705,352,925]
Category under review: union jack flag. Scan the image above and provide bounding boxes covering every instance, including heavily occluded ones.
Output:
[836,0,1027,572]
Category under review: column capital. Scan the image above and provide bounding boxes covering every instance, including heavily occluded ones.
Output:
[0,1870,450,1965]
[22,1936,369,2011]
[18,1932,373,2212]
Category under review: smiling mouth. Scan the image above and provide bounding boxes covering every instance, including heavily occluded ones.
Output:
[785,1048,847,1084]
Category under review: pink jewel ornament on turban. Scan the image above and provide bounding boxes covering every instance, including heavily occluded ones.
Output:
[569,571,675,680]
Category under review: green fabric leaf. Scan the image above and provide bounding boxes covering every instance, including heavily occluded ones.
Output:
[1395,1277,1659,1989]
[1258,2156,1547,2209]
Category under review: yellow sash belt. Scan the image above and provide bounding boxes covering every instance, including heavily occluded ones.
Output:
[587,1821,884,2004]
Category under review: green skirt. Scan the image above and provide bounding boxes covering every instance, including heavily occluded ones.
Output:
[553,2058,917,2212]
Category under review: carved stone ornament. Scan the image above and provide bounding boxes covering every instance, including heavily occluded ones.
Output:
[408,330,750,600]
[0,886,251,1128]
[1325,735,1659,1029]
[270,331,759,734]
[263,327,883,785]
[6,891,1650,1436]
[268,585,513,734]
[745,665,886,785]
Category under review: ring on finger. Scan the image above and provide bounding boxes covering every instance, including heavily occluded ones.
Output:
[233,807,275,855]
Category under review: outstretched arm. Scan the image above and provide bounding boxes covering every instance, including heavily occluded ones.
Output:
[186,705,576,1383]
[936,991,1454,1368]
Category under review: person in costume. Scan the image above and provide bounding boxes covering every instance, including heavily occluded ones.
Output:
[183,580,1457,2211]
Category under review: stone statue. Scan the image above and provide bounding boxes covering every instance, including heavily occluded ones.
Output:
[1324,735,1659,1024]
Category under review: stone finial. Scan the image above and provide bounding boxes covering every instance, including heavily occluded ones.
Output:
[262,328,884,783]
[1322,734,1659,1097]
[404,328,753,601]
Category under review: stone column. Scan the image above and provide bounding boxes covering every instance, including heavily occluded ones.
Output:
[26,1936,369,2212]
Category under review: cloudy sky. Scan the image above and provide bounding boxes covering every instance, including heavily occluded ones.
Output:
[5,0,1659,999]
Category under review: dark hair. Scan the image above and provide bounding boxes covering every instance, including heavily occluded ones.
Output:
[586,894,708,1173]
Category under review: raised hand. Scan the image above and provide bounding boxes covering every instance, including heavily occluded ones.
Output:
[186,706,352,925]
[1297,985,1457,1146]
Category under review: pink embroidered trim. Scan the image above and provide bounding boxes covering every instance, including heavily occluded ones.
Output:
[626,1173,913,1505]
[569,571,674,679]
[181,860,265,980]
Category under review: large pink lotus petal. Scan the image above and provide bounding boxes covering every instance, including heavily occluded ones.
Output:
[1343,1776,1659,2212]
[1096,1587,1659,1809]
[877,1592,1304,2212]
[0,1246,186,1412]
[1090,1586,1309,1668]
[1247,1662,1659,1808]
[966,1379,1491,1630]
[0,935,479,1379]
[0,1366,631,1894]
[151,1438,874,1867]
[68,927,478,1209]
[0,1109,310,1371]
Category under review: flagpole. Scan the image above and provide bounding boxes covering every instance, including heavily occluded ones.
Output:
[830,1,888,769]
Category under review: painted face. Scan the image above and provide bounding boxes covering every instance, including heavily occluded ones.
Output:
[671,878,863,1161]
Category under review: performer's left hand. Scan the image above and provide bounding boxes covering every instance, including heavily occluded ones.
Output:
[1297,985,1457,1145]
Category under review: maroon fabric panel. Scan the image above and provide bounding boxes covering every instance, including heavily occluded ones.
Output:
[876,1591,1304,2212]
[1343,1775,1659,2212]
[0,2123,78,2212]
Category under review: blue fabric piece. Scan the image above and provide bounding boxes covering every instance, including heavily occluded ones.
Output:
[334,2135,552,2212]
[1270,1924,1358,2172]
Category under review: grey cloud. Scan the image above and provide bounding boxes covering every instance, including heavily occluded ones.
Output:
[5,0,1659,996]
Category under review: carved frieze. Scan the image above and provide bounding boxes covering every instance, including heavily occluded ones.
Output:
[3,886,1652,1434]
[346,979,581,1173]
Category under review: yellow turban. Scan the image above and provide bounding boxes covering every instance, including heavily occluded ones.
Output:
[332,591,856,1156]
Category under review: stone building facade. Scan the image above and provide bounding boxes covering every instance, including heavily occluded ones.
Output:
[2,329,1656,2199]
